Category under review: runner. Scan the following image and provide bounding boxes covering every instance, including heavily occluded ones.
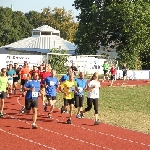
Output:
[122,63,128,85]
[0,68,10,117]
[44,69,59,118]
[13,63,20,94]
[6,64,16,97]
[59,68,73,83]
[109,64,117,86]
[29,65,39,76]
[59,68,73,113]
[80,72,100,125]
[20,61,30,93]
[74,72,87,119]
[102,61,109,82]
[39,66,51,106]
[70,63,78,76]
[19,72,40,129]
[59,72,77,124]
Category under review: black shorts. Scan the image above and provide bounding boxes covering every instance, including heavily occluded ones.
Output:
[111,75,115,80]
[74,95,84,108]
[64,98,74,106]
[21,79,26,86]
[123,72,127,77]
[25,98,38,110]
[13,77,19,83]
[46,95,56,101]
[0,92,6,99]
[104,70,108,76]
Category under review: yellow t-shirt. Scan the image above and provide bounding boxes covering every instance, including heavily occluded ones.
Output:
[0,76,8,92]
[61,80,77,99]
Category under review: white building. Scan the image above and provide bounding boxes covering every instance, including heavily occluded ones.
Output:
[0,25,77,55]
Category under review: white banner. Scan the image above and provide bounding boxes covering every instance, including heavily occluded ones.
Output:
[0,54,45,69]
[116,70,150,80]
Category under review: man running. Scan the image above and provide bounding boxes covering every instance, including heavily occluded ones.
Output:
[29,65,39,76]
[39,66,51,106]
[20,72,40,129]
[102,61,109,82]
[44,70,59,118]
[0,68,10,117]
[59,68,73,113]
[6,64,16,97]
[13,63,20,94]
[20,61,30,93]
[122,63,128,85]
[59,68,73,83]
[70,63,78,76]
[74,72,87,118]
[109,64,117,86]
[59,71,78,124]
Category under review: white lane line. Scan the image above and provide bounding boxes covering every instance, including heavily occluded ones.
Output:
[17,95,150,148]
[0,128,56,150]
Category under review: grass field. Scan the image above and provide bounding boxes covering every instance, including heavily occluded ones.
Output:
[56,85,150,134]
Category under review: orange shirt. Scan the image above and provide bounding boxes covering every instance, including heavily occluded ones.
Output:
[20,67,30,79]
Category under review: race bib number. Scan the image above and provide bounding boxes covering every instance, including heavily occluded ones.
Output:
[50,81,55,86]
[8,77,13,80]
[69,87,75,92]
[23,74,27,77]
[78,87,83,93]
[32,92,38,98]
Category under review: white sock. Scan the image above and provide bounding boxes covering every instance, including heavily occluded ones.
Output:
[32,123,36,126]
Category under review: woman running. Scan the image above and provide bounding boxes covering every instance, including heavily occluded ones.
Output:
[80,72,100,125]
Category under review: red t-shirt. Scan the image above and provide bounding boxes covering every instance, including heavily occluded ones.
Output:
[29,70,39,75]
[110,68,117,75]
[40,71,51,83]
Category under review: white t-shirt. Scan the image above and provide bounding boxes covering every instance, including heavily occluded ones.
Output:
[87,80,100,99]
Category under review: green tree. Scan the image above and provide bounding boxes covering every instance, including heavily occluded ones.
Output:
[25,11,43,29]
[0,7,32,47]
[0,7,13,46]
[73,0,150,69]
[25,7,78,43]
[48,48,68,74]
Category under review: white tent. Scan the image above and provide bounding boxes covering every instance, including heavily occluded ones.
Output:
[0,25,77,55]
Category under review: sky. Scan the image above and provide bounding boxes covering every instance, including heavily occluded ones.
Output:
[0,0,80,21]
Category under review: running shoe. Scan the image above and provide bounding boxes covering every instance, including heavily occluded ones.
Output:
[47,113,52,118]
[76,114,81,119]
[32,124,38,129]
[94,119,100,125]
[80,111,84,118]
[65,110,68,113]
[66,119,72,124]
[19,106,25,114]
[14,89,17,95]
[60,106,63,114]
[44,104,47,111]
[0,113,4,118]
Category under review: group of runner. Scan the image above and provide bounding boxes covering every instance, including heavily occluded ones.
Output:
[0,60,128,129]
[0,61,101,129]
[102,61,128,86]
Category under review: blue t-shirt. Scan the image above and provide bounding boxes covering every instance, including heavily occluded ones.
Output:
[60,74,77,82]
[60,74,69,82]
[7,69,16,80]
[75,78,87,96]
[44,76,59,96]
[24,80,40,100]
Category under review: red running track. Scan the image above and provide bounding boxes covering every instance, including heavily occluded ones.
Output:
[0,80,150,150]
